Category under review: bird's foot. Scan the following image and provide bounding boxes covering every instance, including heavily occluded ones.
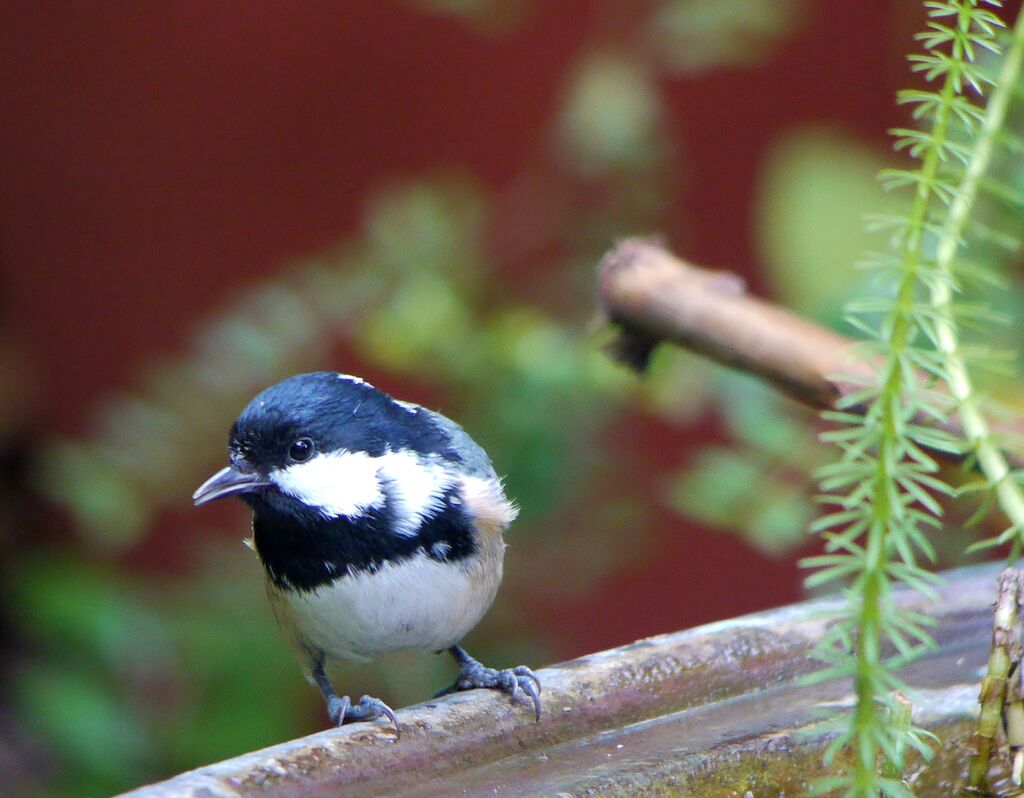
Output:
[436,650,542,722]
[327,694,400,736]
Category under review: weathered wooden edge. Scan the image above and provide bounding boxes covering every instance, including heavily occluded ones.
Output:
[119,563,1000,798]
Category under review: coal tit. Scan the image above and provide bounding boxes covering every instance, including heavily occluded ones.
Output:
[193,372,540,732]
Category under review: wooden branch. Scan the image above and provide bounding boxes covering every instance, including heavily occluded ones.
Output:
[596,237,1022,464]
[120,563,1002,797]
[596,237,874,408]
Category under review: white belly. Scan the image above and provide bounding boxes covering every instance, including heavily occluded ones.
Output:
[279,551,502,662]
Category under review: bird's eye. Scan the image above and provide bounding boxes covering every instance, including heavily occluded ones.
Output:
[288,437,315,463]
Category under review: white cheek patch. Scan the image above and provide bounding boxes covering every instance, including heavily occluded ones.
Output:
[377,450,455,536]
[271,450,384,519]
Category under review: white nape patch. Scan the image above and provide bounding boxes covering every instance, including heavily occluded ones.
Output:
[284,551,501,660]
[271,450,384,518]
[394,399,420,415]
[337,373,368,386]
[377,450,454,536]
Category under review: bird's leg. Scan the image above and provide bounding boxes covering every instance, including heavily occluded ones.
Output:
[311,659,399,735]
[434,644,542,722]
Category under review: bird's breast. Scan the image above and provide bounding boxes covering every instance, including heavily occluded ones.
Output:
[253,470,515,660]
[272,549,504,660]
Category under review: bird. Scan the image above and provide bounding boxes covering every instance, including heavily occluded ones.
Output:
[192,371,540,733]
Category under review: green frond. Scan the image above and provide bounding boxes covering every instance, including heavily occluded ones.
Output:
[902,726,940,757]
[946,256,1002,287]
[995,127,1024,153]
[964,217,1023,250]
[824,530,871,555]
[878,777,917,798]
[880,613,937,654]
[806,1,1024,791]
[832,390,883,412]
[894,476,944,515]
[979,173,1024,205]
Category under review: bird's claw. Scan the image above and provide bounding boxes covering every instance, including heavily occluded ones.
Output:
[437,661,543,722]
[328,694,400,736]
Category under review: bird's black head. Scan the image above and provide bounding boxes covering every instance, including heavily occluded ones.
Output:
[192,371,492,591]
[192,371,465,510]
[228,372,391,473]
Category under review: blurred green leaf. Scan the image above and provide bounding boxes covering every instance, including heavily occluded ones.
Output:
[664,370,820,555]
[666,447,761,527]
[640,348,716,424]
[747,487,813,554]
[34,443,148,548]
[557,53,665,176]
[646,0,804,74]
[404,0,532,33]
[667,450,811,555]
[718,372,807,457]
[469,309,609,517]
[756,128,893,321]
[359,273,477,373]
[160,547,306,766]
[16,663,152,789]
[365,177,486,283]
[10,556,173,671]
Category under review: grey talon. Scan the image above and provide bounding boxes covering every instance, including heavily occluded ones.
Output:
[314,661,400,736]
[327,695,351,726]
[439,644,542,722]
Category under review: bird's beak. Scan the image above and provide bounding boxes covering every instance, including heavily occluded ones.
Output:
[193,466,266,506]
